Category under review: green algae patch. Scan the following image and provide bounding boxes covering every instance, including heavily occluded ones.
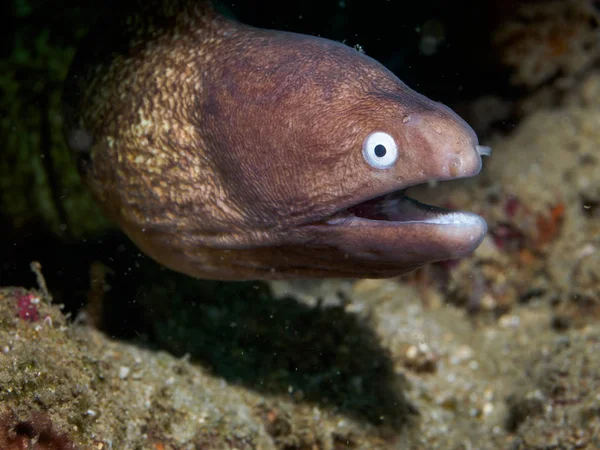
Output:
[0,286,265,448]
[0,287,97,447]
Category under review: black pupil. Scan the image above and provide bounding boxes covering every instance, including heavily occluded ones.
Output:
[374,144,387,158]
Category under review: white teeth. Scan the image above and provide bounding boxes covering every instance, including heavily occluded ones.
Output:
[422,212,483,226]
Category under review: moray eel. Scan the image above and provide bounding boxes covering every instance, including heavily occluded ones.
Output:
[63,0,491,280]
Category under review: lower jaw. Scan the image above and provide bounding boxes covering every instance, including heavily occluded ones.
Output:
[315,190,488,259]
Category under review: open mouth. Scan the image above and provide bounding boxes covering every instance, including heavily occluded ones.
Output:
[325,189,484,227]
[324,144,491,227]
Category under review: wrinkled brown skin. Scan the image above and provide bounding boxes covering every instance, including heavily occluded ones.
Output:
[64,1,486,279]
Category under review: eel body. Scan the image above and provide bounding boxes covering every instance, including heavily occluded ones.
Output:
[63,0,490,280]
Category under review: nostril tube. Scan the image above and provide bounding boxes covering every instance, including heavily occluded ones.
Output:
[476,145,492,157]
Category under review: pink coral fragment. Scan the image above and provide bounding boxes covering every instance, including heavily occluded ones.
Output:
[16,293,40,322]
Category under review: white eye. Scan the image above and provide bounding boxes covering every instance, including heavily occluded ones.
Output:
[362,131,398,169]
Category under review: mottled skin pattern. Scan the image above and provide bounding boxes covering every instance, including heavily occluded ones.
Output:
[64,0,488,279]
